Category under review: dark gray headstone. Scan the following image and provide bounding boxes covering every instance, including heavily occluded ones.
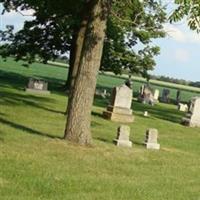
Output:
[26,78,50,94]
[161,89,170,103]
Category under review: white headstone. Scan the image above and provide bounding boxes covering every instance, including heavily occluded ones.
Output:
[114,125,132,147]
[103,84,134,123]
[182,97,200,127]
[178,103,188,112]
[145,129,160,150]
[154,89,159,101]
[112,84,132,109]
[34,82,44,90]
[144,111,148,117]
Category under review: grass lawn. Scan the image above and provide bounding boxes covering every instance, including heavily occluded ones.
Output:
[0,58,200,200]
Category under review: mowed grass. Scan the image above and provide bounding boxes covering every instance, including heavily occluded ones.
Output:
[0,58,200,200]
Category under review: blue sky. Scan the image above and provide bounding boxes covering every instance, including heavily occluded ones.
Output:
[0,3,200,82]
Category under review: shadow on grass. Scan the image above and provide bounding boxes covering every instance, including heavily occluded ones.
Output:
[0,90,65,115]
[91,111,103,118]
[133,141,145,147]
[0,112,6,116]
[0,117,62,139]
[0,130,4,142]
[0,70,66,95]
[133,101,183,124]
[93,91,182,124]
[95,137,113,144]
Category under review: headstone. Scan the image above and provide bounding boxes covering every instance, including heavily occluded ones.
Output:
[178,103,188,112]
[144,129,160,150]
[125,75,133,89]
[114,125,132,147]
[95,89,110,98]
[176,90,181,104]
[103,84,134,122]
[26,78,50,94]
[138,85,155,105]
[144,111,149,117]
[153,89,160,102]
[160,89,170,103]
[182,97,200,127]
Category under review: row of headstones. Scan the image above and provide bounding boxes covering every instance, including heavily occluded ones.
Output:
[138,85,183,105]
[26,78,200,128]
[25,77,184,111]
[103,83,200,127]
[114,125,160,150]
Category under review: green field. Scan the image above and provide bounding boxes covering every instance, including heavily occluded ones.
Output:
[0,58,200,200]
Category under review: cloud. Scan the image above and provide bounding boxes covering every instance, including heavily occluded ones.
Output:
[0,9,34,31]
[164,23,200,44]
[174,49,190,62]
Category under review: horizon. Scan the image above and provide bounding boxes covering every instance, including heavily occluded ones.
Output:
[0,2,200,82]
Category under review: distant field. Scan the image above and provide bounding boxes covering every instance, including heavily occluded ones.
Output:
[1,58,200,102]
[47,60,200,102]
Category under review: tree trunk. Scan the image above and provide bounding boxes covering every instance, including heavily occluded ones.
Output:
[65,34,76,90]
[65,2,91,114]
[65,19,87,90]
[64,0,111,145]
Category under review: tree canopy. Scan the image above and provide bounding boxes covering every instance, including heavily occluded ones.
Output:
[0,0,167,78]
[170,0,200,32]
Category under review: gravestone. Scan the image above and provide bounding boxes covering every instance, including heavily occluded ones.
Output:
[103,84,134,122]
[153,89,160,102]
[138,85,155,105]
[176,90,181,104]
[160,89,170,103]
[95,89,110,98]
[144,111,149,117]
[114,125,132,147]
[182,97,200,127]
[26,78,50,94]
[144,129,160,150]
[178,103,188,112]
[124,75,133,89]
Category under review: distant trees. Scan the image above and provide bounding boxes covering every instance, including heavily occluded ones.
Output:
[0,0,167,145]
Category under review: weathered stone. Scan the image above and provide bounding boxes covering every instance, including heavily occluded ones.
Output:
[103,84,134,123]
[138,85,155,105]
[114,125,132,147]
[145,129,160,150]
[176,90,181,104]
[153,89,160,101]
[144,111,148,117]
[178,103,188,112]
[160,89,170,103]
[26,78,50,94]
[182,97,200,127]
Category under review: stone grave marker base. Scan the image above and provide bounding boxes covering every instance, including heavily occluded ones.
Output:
[113,139,132,147]
[145,143,160,150]
[25,88,51,94]
[103,110,134,123]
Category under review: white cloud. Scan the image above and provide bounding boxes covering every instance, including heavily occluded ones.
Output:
[174,49,190,62]
[164,23,200,44]
[0,9,34,31]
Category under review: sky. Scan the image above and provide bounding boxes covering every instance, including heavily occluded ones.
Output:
[0,2,200,82]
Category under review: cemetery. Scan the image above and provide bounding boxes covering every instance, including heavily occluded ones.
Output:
[1,0,200,199]
[1,59,200,199]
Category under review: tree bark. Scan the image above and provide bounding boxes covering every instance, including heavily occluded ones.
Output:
[65,2,91,114]
[64,0,111,145]
[65,19,88,90]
